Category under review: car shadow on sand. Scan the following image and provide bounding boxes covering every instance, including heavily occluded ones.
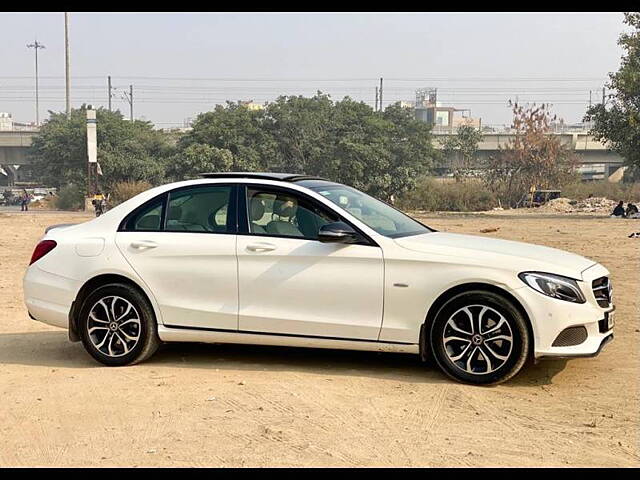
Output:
[0,330,569,386]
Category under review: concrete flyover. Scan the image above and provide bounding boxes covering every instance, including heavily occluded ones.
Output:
[434,131,626,181]
[0,131,37,184]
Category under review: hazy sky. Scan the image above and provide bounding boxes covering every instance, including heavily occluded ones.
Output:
[0,12,627,127]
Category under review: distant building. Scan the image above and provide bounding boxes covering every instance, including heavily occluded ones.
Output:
[239,100,265,111]
[0,113,12,131]
[413,88,481,133]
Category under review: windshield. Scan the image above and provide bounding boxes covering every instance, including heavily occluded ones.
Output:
[308,184,432,238]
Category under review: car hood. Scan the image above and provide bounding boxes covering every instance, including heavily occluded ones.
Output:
[394,232,596,279]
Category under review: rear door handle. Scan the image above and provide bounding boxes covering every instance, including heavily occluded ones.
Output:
[246,242,276,252]
[131,240,158,249]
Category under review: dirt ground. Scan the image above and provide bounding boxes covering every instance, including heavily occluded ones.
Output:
[0,209,638,467]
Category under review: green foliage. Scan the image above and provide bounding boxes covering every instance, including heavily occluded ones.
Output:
[585,13,640,170]
[173,101,276,174]
[172,95,437,201]
[110,180,153,206]
[29,106,172,193]
[440,124,482,180]
[398,177,497,212]
[166,144,233,181]
[30,96,438,203]
[53,184,84,210]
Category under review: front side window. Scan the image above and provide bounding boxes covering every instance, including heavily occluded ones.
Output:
[308,184,432,238]
[166,185,233,233]
[246,187,337,240]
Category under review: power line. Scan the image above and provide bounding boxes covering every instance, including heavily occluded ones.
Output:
[0,75,609,82]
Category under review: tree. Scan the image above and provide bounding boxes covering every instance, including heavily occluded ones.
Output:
[171,101,278,178]
[29,106,171,192]
[165,144,233,181]
[171,95,437,201]
[484,102,577,207]
[440,124,482,181]
[380,102,437,201]
[585,13,640,174]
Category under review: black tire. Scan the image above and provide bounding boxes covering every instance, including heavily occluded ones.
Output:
[78,283,160,366]
[428,290,530,385]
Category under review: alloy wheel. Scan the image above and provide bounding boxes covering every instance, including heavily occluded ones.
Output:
[442,304,514,375]
[87,296,141,358]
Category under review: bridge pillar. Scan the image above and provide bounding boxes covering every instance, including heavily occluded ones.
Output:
[1,164,18,186]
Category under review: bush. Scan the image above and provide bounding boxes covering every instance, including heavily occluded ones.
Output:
[110,180,152,206]
[398,177,498,212]
[53,184,84,211]
[560,180,640,203]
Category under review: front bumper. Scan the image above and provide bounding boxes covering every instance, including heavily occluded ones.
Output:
[510,263,615,359]
[537,332,613,360]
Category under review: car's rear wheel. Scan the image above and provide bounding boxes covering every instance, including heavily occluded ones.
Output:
[79,283,160,366]
[429,290,530,385]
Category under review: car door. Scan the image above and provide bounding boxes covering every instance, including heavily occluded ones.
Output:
[237,184,384,340]
[115,184,239,330]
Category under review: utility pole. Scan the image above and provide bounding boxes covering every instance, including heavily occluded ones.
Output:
[602,87,606,106]
[375,86,379,112]
[64,12,71,118]
[108,76,112,111]
[589,90,592,109]
[379,77,383,112]
[122,84,133,121]
[27,40,45,126]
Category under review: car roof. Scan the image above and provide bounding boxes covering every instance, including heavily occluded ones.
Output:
[198,172,327,182]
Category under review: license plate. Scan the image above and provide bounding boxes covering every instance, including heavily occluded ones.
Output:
[606,311,615,330]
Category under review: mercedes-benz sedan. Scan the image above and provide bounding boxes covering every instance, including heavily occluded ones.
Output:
[23,173,615,384]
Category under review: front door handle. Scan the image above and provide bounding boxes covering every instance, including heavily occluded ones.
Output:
[131,240,158,250]
[246,242,276,252]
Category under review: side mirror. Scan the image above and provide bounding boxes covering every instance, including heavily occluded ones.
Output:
[318,222,360,244]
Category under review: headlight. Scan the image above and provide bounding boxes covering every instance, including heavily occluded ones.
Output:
[518,272,586,303]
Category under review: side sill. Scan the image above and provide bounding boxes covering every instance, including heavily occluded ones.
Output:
[157,325,419,354]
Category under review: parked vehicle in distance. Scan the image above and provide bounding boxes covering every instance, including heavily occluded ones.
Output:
[23,173,615,384]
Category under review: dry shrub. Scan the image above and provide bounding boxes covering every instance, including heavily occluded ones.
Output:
[53,184,84,211]
[110,181,152,206]
[484,102,577,208]
[398,177,498,212]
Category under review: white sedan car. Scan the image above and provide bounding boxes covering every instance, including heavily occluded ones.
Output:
[23,173,615,384]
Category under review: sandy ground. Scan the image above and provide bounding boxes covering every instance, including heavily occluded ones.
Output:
[0,209,638,467]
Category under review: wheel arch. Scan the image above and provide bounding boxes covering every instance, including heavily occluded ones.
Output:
[68,273,158,342]
[420,282,534,362]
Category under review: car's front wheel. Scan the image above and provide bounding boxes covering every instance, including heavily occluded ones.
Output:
[429,290,530,385]
[79,283,160,366]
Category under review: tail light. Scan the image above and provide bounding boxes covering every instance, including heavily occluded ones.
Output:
[29,240,57,265]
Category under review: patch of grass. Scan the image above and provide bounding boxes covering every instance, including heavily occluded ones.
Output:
[560,181,640,202]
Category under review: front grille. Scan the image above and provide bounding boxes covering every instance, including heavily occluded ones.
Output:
[592,276,612,308]
[552,326,588,347]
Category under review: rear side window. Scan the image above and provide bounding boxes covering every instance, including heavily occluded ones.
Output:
[130,198,164,231]
[166,185,234,233]
[120,184,236,233]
